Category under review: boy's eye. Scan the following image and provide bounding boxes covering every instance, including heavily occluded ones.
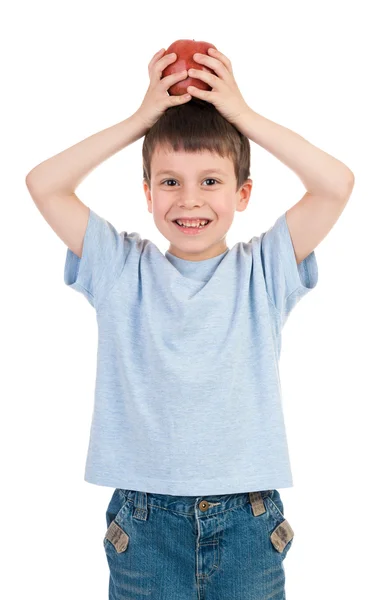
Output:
[161,178,219,186]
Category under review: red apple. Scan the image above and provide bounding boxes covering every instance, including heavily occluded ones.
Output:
[162,39,218,96]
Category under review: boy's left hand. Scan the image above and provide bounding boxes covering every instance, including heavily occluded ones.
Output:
[186,48,251,125]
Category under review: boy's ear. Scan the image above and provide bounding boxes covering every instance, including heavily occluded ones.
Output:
[143,180,153,214]
[235,178,253,213]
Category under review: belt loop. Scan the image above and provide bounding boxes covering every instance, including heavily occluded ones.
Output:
[249,491,267,517]
[133,491,148,521]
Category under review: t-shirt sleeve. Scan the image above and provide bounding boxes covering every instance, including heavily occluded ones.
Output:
[64,208,135,310]
[258,210,318,321]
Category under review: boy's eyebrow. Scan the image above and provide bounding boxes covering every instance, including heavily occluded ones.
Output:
[155,168,228,177]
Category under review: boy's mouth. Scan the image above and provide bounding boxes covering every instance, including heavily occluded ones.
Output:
[172,219,213,235]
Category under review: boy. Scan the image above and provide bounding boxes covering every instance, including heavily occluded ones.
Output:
[26,47,355,599]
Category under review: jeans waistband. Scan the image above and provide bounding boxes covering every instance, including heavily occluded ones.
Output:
[119,489,274,518]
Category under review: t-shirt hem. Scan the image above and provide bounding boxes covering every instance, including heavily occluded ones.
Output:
[84,472,293,495]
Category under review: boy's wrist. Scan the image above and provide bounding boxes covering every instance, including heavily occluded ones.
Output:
[131,110,153,135]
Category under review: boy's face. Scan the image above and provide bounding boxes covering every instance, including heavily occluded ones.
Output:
[143,145,253,261]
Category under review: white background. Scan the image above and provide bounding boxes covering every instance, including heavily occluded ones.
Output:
[3,0,385,598]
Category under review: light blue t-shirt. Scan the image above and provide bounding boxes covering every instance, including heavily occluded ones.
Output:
[64,207,318,495]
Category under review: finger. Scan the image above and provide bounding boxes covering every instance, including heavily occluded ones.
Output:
[208,47,233,72]
[192,54,229,79]
[151,52,177,80]
[170,93,192,105]
[188,68,217,87]
[161,70,188,89]
[149,51,175,75]
[186,85,212,102]
[148,48,166,69]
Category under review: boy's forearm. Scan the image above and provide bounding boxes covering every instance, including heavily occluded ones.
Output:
[236,108,354,198]
[26,111,148,194]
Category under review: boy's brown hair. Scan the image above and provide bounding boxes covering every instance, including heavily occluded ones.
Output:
[142,98,251,193]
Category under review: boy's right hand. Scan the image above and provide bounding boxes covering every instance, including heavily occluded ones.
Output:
[135,48,192,131]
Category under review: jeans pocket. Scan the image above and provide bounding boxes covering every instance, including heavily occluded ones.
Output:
[103,488,131,553]
[265,491,294,558]
[269,519,294,558]
[103,520,129,553]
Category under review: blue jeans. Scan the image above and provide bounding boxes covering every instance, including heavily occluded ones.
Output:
[103,488,294,599]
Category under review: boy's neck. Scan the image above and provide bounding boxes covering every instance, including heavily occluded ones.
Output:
[167,242,229,262]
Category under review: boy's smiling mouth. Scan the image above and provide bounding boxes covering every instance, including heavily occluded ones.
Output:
[171,219,213,234]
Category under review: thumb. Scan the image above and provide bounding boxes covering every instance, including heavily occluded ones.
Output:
[170,93,191,105]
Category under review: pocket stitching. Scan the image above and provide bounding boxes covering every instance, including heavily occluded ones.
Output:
[266,496,285,521]
[270,519,294,554]
[103,520,130,553]
[103,490,131,552]
[265,497,294,555]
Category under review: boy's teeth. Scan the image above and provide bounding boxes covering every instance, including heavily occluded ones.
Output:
[176,219,209,227]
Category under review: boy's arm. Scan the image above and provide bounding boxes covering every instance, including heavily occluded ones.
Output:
[25,112,148,257]
[26,111,148,194]
[235,109,355,264]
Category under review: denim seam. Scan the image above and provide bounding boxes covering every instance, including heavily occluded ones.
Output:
[266,496,285,521]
